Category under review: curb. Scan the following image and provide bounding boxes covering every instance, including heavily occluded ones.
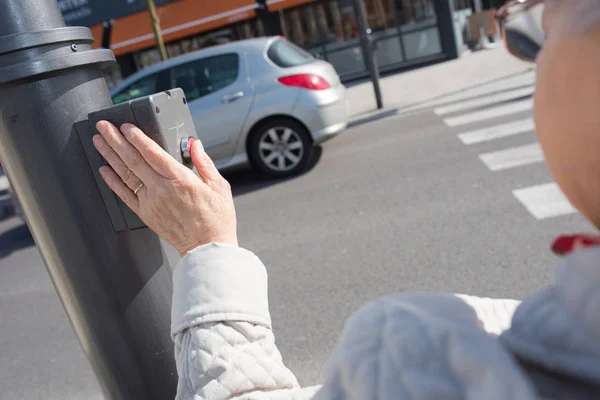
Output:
[348,108,400,128]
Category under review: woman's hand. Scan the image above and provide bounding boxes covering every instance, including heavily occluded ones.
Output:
[92,121,238,257]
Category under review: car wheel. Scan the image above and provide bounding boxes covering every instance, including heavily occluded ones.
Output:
[249,118,313,178]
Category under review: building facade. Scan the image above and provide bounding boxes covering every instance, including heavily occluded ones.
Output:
[79,0,492,88]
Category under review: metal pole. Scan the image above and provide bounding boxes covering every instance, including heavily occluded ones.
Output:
[0,1,177,399]
[354,0,383,109]
[435,0,460,60]
[147,0,168,61]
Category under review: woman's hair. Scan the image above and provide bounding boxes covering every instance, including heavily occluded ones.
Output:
[545,0,600,35]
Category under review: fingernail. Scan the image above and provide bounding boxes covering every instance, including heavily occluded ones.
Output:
[120,123,133,135]
[96,121,107,134]
[188,137,195,153]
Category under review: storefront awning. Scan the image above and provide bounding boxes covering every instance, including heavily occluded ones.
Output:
[266,0,316,12]
[89,24,104,50]
[108,0,257,56]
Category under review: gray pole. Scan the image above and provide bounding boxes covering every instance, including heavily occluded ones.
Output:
[353,0,383,110]
[0,1,177,399]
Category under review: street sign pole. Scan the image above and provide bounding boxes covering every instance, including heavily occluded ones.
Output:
[354,0,383,110]
[0,0,177,398]
[147,0,168,60]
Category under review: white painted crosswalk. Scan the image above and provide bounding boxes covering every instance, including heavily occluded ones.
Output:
[513,183,577,220]
[457,118,535,145]
[479,143,544,171]
[443,98,533,127]
[434,86,535,116]
[403,72,536,112]
[434,71,577,220]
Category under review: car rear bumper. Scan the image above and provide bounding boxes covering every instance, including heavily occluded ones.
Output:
[312,121,348,144]
[292,84,349,145]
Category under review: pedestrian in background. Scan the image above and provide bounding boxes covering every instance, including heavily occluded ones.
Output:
[92,0,600,398]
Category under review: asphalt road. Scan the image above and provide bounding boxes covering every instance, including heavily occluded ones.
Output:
[0,75,593,398]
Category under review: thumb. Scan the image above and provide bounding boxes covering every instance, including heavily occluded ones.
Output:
[190,139,220,184]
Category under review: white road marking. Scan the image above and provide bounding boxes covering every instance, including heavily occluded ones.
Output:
[458,118,535,145]
[434,86,534,116]
[404,72,536,111]
[479,143,544,171]
[434,73,535,104]
[443,98,533,127]
[513,183,577,220]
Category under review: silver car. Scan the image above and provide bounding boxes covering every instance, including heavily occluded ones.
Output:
[110,37,348,177]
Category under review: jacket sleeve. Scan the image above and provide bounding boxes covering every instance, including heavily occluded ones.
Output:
[171,243,320,400]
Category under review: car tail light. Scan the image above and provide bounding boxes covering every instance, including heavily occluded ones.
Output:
[278,74,331,91]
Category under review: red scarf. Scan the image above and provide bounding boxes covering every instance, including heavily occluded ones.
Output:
[552,234,600,256]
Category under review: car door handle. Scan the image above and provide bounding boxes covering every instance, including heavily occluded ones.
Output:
[222,91,244,104]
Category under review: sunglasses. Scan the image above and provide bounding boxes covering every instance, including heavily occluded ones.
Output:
[496,0,546,62]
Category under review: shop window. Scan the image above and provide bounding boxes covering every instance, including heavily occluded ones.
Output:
[169,53,240,102]
[132,29,236,71]
[454,0,475,11]
[279,0,437,49]
[234,17,266,40]
[394,0,436,26]
[280,0,360,47]
[111,72,165,104]
[365,0,396,31]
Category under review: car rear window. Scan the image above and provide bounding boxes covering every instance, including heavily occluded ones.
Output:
[267,39,314,68]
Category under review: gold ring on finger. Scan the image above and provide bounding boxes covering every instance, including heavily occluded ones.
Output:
[133,182,144,196]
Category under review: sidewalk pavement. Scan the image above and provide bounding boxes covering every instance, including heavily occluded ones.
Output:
[346,46,533,125]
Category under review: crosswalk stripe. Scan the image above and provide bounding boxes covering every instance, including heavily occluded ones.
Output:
[513,183,577,220]
[458,118,535,145]
[443,98,533,127]
[422,73,535,108]
[434,86,534,116]
[479,143,544,171]
[432,73,576,222]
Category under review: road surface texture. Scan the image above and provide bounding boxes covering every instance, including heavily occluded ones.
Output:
[0,72,592,398]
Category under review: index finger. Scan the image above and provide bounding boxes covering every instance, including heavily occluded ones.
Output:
[96,121,157,184]
[119,123,188,180]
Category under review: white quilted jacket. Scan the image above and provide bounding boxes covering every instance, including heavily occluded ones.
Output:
[171,243,600,400]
